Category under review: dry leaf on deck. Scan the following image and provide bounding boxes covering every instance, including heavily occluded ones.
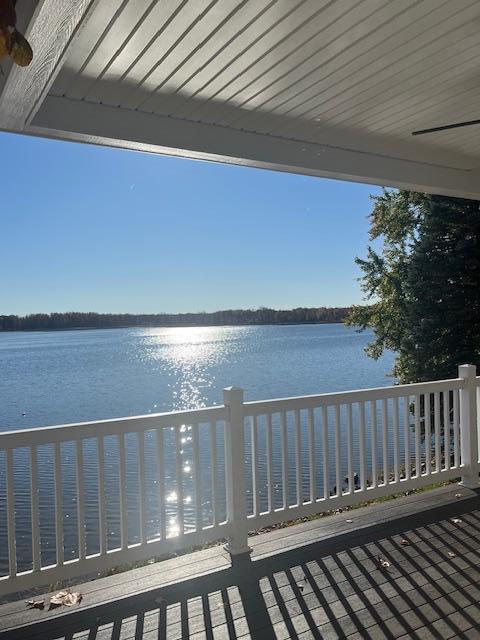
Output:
[63,592,82,606]
[25,599,44,610]
[447,551,456,558]
[451,518,463,524]
[377,556,391,571]
[49,589,82,608]
[50,590,69,606]
[400,539,410,546]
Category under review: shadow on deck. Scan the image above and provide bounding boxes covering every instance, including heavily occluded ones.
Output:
[2,484,480,639]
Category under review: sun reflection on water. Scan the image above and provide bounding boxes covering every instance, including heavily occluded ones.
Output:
[136,326,243,410]
[134,326,247,538]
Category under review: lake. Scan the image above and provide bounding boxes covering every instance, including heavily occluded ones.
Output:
[0,324,394,430]
[0,324,395,572]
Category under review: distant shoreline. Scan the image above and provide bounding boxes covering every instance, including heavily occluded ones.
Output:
[0,320,347,333]
[0,308,351,332]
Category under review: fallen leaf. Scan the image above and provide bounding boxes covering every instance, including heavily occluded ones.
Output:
[447,551,456,558]
[377,556,391,571]
[25,599,44,610]
[50,590,69,606]
[400,539,410,546]
[455,493,462,498]
[49,589,82,608]
[346,519,353,523]
[63,592,82,606]
[451,518,463,524]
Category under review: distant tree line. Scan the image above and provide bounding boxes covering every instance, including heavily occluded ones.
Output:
[0,307,350,332]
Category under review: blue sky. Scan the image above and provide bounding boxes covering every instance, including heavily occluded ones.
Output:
[0,132,381,315]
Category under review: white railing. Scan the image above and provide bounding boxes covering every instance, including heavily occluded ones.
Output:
[0,364,479,596]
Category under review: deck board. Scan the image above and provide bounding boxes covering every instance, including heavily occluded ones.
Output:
[2,484,480,639]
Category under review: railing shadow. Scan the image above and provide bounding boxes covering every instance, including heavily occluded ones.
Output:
[4,491,480,640]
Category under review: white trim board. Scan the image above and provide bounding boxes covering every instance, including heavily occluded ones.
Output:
[29,95,480,199]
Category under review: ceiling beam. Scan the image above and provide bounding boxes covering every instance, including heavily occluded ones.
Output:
[0,0,94,131]
[31,95,480,199]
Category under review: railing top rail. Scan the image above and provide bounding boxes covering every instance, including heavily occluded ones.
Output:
[0,405,226,449]
[243,377,464,415]
[0,375,466,448]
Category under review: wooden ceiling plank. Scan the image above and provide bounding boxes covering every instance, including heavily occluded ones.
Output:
[51,0,126,97]
[227,0,397,125]
[137,0,254,114]
[83,0,187,106]
[171,0,308,121]
[118,0,218,110]
[320,30,480,128]
[246,0,480,142]
[138,0,275,117]
[64,0,154,101]
[214,0,365,127]
[306,0,480,127]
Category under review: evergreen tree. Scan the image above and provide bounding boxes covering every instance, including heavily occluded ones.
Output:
[347,190,480,383]
[405,195,480,381]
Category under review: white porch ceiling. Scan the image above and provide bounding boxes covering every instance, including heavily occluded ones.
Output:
[2,0,480,198]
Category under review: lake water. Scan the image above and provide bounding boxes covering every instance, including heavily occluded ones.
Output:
[0,324,394,430]
[0,324,396,573]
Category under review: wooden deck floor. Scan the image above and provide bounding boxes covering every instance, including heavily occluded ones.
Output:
[1,484,480,639]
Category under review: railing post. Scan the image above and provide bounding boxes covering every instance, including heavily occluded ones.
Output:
[459,364,479,488]
[223,386,251,556]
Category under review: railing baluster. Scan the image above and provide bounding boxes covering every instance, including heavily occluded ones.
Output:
[425,393,431,475]
[156,428,166,539]
[281,411,288,509]
[382,399,388,485]
[266,413,274,512]
[443,391,450,471]
[334,405,341,496]
[97,436,107,555]
[307,408,315,503]
[138,431,146,544]
[30,446,40,572]
[175,426,184,535]
[6,449,16,578]
[209,421,218,526]
[370,400,377,488]
[118,433,128,550]
[76,439,85,560]
[54,442,63,566]
[347,403,354,494]
[322,405,329,500]
[192,423,202,531]
[393,397,400,483]
[453,390,460,469]
[414,394,421,478]
[295,410,302,505]
[434,392,441,472]
[251,416,259,516]
[359,401,366,490]
[403,396,411,480]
